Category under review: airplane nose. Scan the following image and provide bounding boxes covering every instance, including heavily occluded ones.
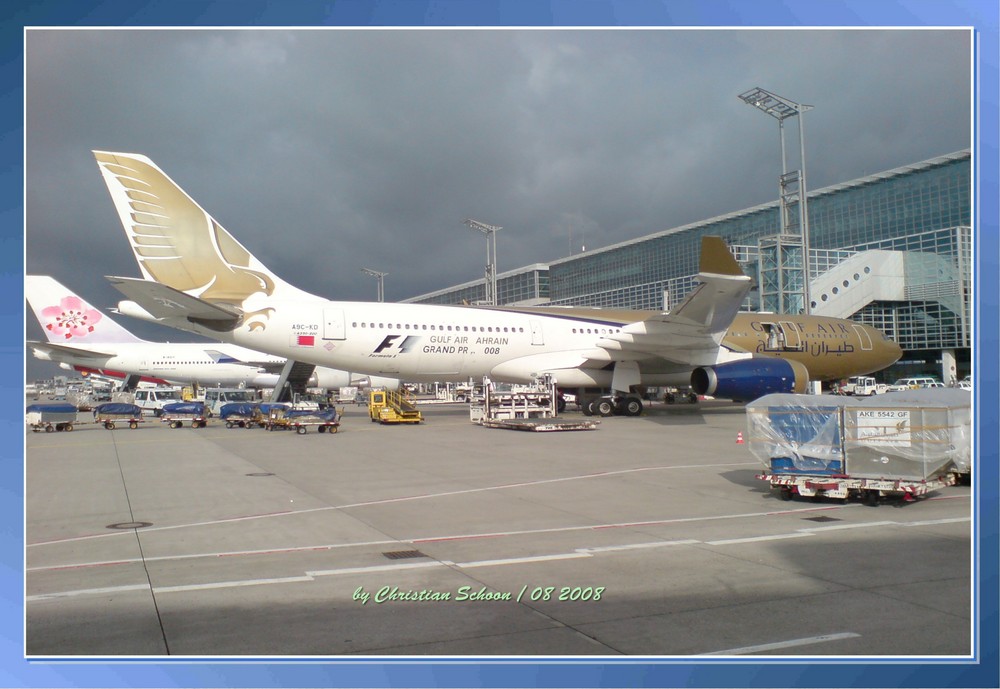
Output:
[883,336,903,366]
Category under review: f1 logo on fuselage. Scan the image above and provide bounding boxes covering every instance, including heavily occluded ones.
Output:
[373,335,419,354]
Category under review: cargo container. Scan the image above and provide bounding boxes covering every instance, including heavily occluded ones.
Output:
[747,389,970,504]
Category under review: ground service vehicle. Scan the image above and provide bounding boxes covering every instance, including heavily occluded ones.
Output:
[133,387,183,416]
[204,388,256,416]
[839,376,888,396]
[369,389,422,424]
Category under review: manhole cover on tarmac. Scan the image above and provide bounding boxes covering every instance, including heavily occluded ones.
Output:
[803,515,842,523]
[382,550,427,560]
[106,521,153,530]
[246,472,275,477]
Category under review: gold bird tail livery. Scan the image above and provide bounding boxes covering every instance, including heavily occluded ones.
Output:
[98,151,901,415]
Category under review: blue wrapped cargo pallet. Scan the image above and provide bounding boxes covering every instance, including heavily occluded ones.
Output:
[160,401,209,429]
[92,403,143,430]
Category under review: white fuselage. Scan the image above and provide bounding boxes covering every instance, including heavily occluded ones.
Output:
[153,295,706,389]
[31,339,365,389]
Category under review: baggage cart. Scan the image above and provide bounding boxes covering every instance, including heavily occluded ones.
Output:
[219,402,260,429]
[160,401,209,429]
[92,403,144,430]
[265,406,340,435]
[26,403,79,433]
[747,390,970,505]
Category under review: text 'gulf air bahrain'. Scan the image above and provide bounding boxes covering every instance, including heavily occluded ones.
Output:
[96,151,901,415]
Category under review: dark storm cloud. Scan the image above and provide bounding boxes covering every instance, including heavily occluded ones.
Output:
[25,28,970,377]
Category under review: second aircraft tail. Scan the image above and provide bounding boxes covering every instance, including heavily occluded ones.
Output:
[26,275,145,344]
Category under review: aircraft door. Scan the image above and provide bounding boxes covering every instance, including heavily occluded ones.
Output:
[778,321,803,350]
[761,322,803,352]
[323,308,346,340]
[852,325,873,351]
[529,320,544,346]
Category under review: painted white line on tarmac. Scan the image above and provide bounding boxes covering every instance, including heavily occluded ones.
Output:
[28,584,150,602]
[456,552,591,569]
[156,575,315,594]
[577,539,700,554]
[706,533,812,546]
[703,632,861,655]
[900,517,971,527]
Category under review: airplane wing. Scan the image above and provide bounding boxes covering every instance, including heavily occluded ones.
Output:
[28,340,115,359]
[596,236,752,366]
[106,276,243,332]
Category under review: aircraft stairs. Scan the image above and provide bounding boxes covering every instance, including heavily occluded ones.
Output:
[272,360,316,403]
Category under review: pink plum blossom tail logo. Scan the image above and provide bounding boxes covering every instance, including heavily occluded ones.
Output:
[41,296,103,340]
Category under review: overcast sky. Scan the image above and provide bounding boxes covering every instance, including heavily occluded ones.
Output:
[24,28,971,378]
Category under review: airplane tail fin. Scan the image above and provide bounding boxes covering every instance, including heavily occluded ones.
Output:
[26,275,145,344]
[93,151,299,307]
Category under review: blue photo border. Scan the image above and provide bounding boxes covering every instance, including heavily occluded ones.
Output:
[6,1,997,687]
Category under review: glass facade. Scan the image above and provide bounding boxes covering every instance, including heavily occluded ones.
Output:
[411,265,549,306]
[406,150,971,360]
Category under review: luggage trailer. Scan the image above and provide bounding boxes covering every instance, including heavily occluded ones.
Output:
[93,403,144,430]
[160,402,209,429]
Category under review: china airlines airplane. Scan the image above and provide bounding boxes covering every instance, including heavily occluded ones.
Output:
[95,151,901,416]
[27,275,396,392]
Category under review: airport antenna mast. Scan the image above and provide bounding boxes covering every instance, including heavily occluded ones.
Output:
[738,86,813,315]
[463,218,501,306]
[361,268,388,302]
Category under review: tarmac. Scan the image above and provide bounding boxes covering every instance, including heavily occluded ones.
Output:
[25,400,973,658]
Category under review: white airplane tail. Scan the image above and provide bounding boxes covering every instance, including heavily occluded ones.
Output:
[94,151,301,308]
[26,275,144,344]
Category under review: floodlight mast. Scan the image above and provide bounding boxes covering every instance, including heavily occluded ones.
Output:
[739,86,813,315]
[360,268,388,302]
[463,218,501,306]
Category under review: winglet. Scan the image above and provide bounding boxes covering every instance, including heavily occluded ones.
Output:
[699,236,743,276]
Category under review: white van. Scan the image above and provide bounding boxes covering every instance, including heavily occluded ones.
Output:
[889,376,941,391]
[132,387,183,416]
[204,388,256,416]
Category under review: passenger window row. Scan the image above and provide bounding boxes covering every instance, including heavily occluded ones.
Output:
[352,322,525,334]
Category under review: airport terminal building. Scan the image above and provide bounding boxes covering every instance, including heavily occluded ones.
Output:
[406,150,972,383]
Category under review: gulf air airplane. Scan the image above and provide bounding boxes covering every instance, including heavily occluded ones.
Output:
[27,275,396,391]
[95,151,901,416]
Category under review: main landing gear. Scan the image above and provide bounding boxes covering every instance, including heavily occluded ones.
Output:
[580,395,644,417]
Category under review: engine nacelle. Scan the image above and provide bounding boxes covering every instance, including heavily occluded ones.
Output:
[691,357,809,401]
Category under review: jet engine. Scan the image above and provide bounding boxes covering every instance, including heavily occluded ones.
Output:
[690,357,809,402]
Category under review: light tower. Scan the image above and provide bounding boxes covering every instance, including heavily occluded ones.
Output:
[463,218,501,306]
[360,268,387,302]
[738,87,813,315]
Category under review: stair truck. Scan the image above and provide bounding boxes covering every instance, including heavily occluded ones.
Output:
[746,388,970,505]
[369,389,422,424]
